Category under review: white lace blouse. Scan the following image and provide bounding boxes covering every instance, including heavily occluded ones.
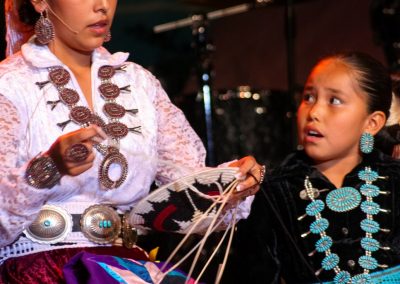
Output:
[0,41,238,261]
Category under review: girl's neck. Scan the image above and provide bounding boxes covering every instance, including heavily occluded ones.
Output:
[313,154,362,188]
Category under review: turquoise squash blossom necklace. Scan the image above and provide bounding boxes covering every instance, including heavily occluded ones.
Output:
[301,167,390,284]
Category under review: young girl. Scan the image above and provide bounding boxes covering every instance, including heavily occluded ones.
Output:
[227,52,400,283]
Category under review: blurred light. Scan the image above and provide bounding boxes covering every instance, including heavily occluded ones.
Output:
[215,108,225,115]
[286,111,293,118]
[252,93,261,100]
[255,107,267,114]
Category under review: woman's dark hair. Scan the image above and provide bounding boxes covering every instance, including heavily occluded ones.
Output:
[18,0,39,26]
[325,51,393,119]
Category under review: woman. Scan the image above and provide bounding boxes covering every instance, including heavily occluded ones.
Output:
[0,0,263,282]
[227,52,400,283]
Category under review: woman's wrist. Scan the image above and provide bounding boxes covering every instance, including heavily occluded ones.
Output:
[25,153,62,189]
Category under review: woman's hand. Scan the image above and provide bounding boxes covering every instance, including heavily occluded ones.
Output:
[46,125,107,176]
[228,156,265,202]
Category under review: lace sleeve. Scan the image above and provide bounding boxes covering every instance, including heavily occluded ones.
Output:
[154,81,207,185]
[0,94,51,247]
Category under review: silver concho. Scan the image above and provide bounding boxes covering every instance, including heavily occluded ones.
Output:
[122,213,137,248]
[299,188,329,200]
[24,205,72,244]
[70,106,92,125]
[80,204,121,244]
[99,147,128,189]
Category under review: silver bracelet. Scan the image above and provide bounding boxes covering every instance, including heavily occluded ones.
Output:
[25,154,61,189]
[259,165,266,184]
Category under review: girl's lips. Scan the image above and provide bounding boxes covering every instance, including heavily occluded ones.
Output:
[304,134,323,143]
[303,128,324,143]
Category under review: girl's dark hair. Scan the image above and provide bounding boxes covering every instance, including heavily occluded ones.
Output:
[326,51,393,119]
[18,0,39,26]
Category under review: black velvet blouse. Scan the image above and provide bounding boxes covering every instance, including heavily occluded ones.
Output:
[225,150,400,284]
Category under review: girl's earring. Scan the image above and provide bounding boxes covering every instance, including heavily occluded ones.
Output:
[34,10,55,45]
[360,132,374,154]
[104,31,111,43]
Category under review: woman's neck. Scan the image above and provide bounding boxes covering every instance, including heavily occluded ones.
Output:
[313,154,362,188]
[48,41,94,109]
[48,41,92,70]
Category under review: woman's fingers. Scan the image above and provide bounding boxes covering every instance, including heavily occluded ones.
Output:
[63,125,107,145]
[47,125,107,176]
[229,156,265,193]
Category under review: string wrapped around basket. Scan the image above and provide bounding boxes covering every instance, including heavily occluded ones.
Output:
[129,167,240,284]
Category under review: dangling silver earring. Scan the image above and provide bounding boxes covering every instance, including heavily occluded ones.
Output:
[104,31,111,43]
[34,10,55,45]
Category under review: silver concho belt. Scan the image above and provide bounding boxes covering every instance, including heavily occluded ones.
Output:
[24,204,137,247]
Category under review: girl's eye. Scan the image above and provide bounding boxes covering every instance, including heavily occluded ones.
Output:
[330,97,342,105]
[302,93,315,103]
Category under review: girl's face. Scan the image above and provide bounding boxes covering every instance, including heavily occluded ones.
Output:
[297,59,375,165]
[33,0,117,53]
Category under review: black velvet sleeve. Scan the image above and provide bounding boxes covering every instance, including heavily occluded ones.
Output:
[222,183,281,284]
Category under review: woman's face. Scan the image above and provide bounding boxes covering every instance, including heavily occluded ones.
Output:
[297,59,372,165]
[35,0,118,52]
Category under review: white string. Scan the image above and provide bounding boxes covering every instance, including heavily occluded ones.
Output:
[158,209,231,282]
[185,183,236,283]
[160,182,234,270]
[214,205,238,284]
[157,180,238,283]
[196,205,237,283]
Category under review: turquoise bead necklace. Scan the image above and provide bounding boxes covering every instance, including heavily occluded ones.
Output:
[301,167,390,284]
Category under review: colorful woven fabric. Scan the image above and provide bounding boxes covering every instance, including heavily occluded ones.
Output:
[63,251,197,284]
[0,246,149,284]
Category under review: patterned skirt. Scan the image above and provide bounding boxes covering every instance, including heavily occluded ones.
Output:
[0,246,149,284]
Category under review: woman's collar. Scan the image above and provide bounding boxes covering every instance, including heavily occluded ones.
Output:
[21,37,130,69]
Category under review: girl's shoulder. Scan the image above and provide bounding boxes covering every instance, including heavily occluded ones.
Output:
[373,150,400,176]
[266,151,313,181]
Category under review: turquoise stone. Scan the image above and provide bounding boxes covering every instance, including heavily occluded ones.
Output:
[360,219,380,234]
[315,236,333,252]
[326,187,361,212]
[358,168,378,183]
[360,237,380,252]
[361,201,380,215]
[310,218,329,234]
[352,273,372,284]
[306,200,325,216]
[359,255,378,270]
[360,184,380,198]
[322,253,339,270]
[334,271,351,284]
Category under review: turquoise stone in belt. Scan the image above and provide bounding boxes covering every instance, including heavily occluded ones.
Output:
[326,187,362,212]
